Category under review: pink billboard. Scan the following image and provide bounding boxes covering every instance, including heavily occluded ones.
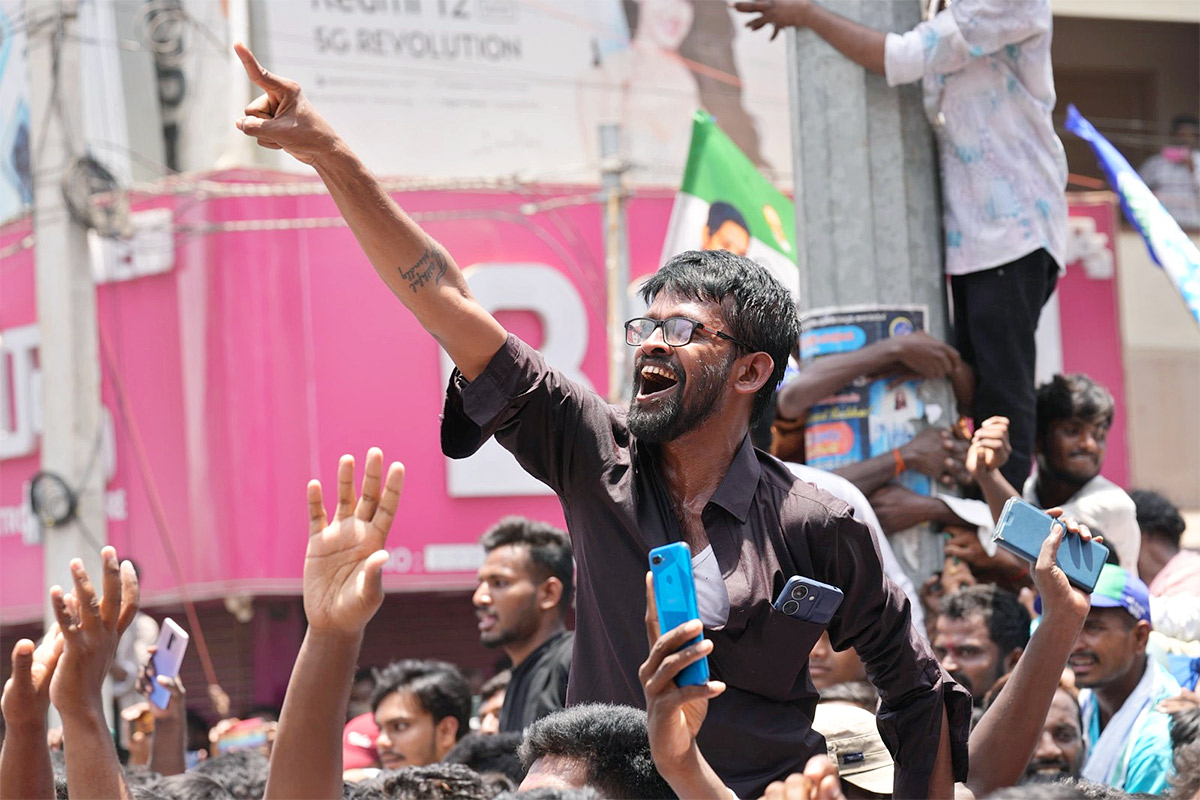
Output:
[0,175,1127,622]
[0,174,679,622]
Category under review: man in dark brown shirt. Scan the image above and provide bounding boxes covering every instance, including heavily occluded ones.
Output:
[234,45,970,799]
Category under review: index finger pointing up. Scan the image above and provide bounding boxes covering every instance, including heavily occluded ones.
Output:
[234,42,284,92]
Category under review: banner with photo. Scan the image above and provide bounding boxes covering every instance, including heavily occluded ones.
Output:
[250,0,793,186]
[659,111,798,295]
[798,305,941,498]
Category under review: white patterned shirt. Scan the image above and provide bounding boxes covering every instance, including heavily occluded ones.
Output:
[885,0,1068,276]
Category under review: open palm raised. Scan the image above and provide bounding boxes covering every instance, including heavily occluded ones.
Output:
[304,449,405,635]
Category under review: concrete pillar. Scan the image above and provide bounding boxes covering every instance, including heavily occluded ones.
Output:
[786,0,946,337]
[786,1,951,589]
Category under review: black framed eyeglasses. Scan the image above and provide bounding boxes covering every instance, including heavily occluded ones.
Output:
[624,317,751,351]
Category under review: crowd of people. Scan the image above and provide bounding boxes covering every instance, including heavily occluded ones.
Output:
[3,0,1199,797]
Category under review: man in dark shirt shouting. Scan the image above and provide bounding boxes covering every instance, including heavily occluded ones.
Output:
[234,44,970,798]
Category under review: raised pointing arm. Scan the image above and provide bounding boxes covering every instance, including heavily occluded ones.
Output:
[965,513,1093,795]
[233,44,507,381]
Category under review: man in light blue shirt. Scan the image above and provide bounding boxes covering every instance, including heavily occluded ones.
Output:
[1072,564,1179,793]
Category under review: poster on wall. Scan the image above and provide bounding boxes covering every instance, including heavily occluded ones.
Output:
[249,0,793,186]
[798,304,938,498]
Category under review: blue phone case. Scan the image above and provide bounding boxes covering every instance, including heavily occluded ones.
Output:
[649,543,709,687]
[991,497,1110,592]
[773,576,844,625]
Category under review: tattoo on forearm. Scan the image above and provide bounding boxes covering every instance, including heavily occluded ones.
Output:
[399,246,449,293]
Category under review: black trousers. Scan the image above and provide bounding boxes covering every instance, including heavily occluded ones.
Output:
[951,249,1059,489]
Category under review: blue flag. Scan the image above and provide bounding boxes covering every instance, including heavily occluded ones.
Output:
[1065,105,1200,327]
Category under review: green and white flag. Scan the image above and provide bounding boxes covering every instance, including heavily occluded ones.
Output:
[660,111,798,298]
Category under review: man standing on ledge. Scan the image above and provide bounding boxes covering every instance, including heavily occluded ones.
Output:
[737,0,1068,491]
[233,44,969,798]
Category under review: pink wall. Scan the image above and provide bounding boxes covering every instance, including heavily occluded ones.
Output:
[0,176,1128,621]
[1057,196,1129,489]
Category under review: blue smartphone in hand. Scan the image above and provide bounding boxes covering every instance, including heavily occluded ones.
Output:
[649,543,709,687]
[991,498,1110,592]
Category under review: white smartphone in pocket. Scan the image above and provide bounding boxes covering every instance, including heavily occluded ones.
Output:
[148,618,189,709]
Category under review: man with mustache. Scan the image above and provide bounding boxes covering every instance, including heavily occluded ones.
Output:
[1023,374,1140,572]
[932,585,1029,705]
[233,45,970,798]
[981,674,1085,784]
[1070,565,1178,793]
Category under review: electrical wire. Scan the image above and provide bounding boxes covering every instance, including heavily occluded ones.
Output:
[96,323,225,703]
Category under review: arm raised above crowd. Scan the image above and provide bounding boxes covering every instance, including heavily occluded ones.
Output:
[48,547,140,800]
[964,512,1094,796]
[0,631,62,800]
[966,416,1021,524]
[233,44,507,381]
[265,449,405,800]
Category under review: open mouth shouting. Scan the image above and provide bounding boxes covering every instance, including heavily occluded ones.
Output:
[635,361,681,403]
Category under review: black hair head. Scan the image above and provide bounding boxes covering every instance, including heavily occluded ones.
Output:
[189,749,268,800]
[1130,489,1186,548]
[443,731,526,786]
[940,584,1031,655]
[370,659,472,742]
[639,249,798,424]
[480,517,574,614]
[1035,374,1114,446]
[352,763,488,800]
[517,704,674,799]
[479,669,511,702]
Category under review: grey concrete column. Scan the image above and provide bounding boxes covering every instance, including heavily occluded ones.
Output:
[787,0,946,337]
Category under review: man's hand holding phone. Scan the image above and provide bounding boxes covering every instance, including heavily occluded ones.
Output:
[639,572,729,800]
[1032,509,1096,625]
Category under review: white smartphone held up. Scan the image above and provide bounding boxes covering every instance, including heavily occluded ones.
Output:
[148,618,189,709]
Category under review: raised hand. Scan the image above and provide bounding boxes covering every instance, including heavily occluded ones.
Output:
[733,0,814,41]
[48,547,139,717]
[304,448,405,636]
[639,573,728,798]
[966,416,1012,478]
[234,43,339,165]
[2,629,63,729]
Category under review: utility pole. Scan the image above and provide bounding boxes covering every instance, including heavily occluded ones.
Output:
[787,0,946,337]
[786,0,949,589]
[600,123,631,404]
[27,0,110,722]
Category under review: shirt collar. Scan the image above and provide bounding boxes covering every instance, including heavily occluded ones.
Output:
[706,434,761,524]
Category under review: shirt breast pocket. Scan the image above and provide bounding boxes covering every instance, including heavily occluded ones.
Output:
[708,606,825,702]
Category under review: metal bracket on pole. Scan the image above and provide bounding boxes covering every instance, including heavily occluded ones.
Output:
[600,123,631,405]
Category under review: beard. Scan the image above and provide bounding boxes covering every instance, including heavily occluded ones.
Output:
[1021,763,1076,784]
[627,352,731,444]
